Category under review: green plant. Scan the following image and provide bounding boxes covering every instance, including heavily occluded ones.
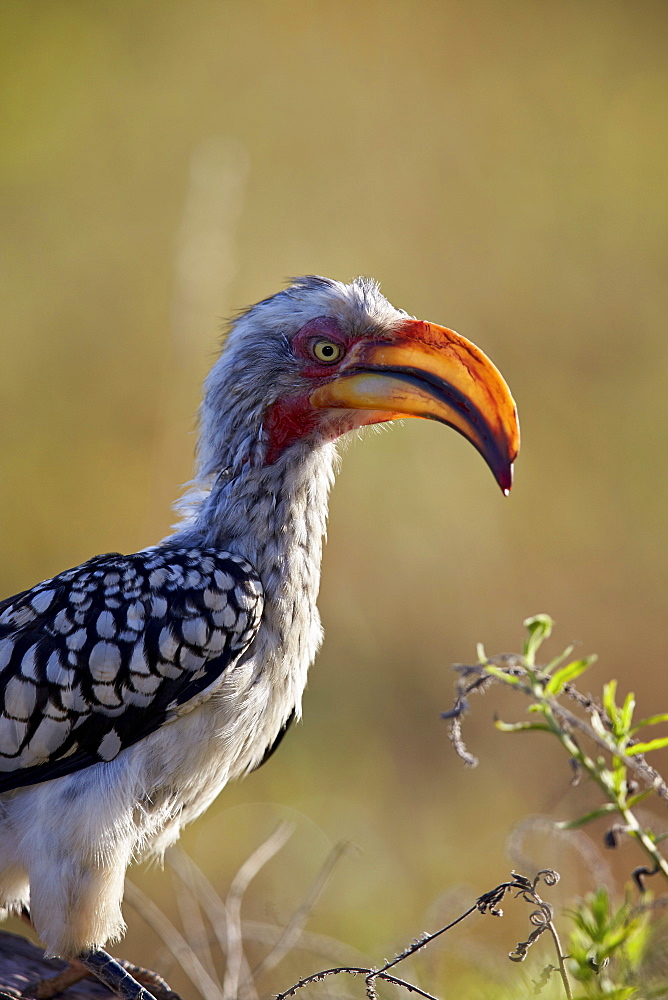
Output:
[566,886,651,999]
[446,614,668,888]
[444,615,668,997]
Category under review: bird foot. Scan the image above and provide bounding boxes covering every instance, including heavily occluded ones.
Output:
[75,950,161,1000]
[21,956,183,1000]
[17,909,181,1000]
[117,962,183,1000]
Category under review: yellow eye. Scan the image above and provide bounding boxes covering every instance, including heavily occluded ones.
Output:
[312,339,344,364]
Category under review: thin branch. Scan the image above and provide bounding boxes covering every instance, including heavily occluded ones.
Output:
[223,821,294,1000]
[274,871,570,1000]
[372,904,478,977]
[167,848,371,968]
[166,848,230,955]
[170,858,221,990]
[124,879,226,1000]
[252,840,351,979]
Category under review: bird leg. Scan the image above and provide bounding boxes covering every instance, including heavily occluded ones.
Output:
[75,950,158,1000]
[19,908,182,1000]
[24,953,183,1000]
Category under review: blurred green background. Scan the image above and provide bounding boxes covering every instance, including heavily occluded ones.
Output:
[1,0,667,995]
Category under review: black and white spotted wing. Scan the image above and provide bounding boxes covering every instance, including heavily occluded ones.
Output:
[0,546,264,792]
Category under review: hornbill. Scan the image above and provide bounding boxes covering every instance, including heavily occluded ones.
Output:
[0,276,519,999]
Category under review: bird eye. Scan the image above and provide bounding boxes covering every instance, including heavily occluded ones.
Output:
[312,339,344,364]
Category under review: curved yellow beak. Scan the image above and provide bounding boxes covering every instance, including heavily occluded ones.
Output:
[309,319,520,493]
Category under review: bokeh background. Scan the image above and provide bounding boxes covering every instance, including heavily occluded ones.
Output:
[1,1,667,995]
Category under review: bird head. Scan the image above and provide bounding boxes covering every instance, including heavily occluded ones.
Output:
[199,276,519,493]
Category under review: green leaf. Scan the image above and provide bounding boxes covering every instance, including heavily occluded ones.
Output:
[631,712,668,734]
[522,614,554,665]
[483,664,520,684]
[556,803,619,829]
[603,680,619,724]
[620,691,636,733]
[626,736,668,755]
[495,720,550,733]
[545,656,597,695]
[590,710,608,740]
[626,789,652,808]
[545,642,575,673]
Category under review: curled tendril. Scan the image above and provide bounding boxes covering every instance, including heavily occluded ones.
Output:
[509,920,549,962]
[528,904,552,928]
[535,869,560,888]
[633,863,660,893]
[509,942,530,963]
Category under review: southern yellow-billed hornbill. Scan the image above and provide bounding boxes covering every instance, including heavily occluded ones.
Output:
[0,277,518,999]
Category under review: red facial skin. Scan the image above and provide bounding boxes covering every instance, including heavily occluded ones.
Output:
[263,317,377,464]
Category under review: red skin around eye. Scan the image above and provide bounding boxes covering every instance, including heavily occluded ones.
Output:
[264,317,364,463]
[289,317,349,377]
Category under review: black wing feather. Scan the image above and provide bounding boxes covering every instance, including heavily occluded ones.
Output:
[0,546,263,792]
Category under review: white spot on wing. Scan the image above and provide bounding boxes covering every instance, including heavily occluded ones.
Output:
[89,641,121,682]
[96,611,116,638]
[130,672,161,695]
[3,677,37,720]
[92,684,123,707]
[203,588,228,611]
[236,591,258,611]
[66,628,87,651]
[46,649,64,684]
[45,700,68,720]
[149,568,169,588]
[129,643,151,676]
[151,596,168,618]
[181,617,209,647]
[0,639,15,672]
[53,610,74,634]
[59,684,88,713]
[124,688,155,707]
[27,716,72,761]
[0,716,27,756]
[98,729,121,761]
[158,627,179,660]
[213,606,238,630]
[126,601,145,630]
[179,647,207,671]
[156,660,182,679]
[30,589,55,614]
[207,629,227,655]
[20,645,40,682]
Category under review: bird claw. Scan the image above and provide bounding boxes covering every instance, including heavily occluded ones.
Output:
[75,950,160,1000]
[20,956,182,1000]
[117,962,183,1000]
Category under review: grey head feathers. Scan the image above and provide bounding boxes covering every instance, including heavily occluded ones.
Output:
[194,275,406,485]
